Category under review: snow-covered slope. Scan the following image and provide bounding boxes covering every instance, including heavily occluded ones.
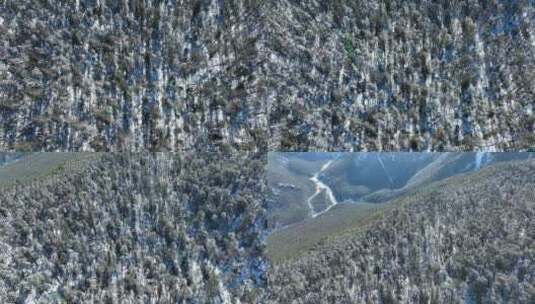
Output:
[2,1,534,151]
[268,159,535,303]
[0,152,268,303]
[268,152,534,229]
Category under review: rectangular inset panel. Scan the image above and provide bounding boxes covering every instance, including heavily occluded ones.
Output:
[267,152,535,303]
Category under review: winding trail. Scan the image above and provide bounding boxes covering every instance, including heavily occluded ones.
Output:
[306,159,339,218]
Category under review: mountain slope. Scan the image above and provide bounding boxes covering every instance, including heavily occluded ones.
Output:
[2,0,534,151]
[321,153,437,202]
[268,153,532,265]
[266,0,535,151]
[0,152,267,303]
[267,202,385,264]
[0,152,95,186]
[321,152,534,204]
[1,0,269,151]
[267,159,535,303]
[267,153,330,228]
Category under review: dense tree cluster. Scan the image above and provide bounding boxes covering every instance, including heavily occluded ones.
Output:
[2,0,534,151]
[268,160,535,303]
[266,0,535,151]
[1,0,268,151]
[0,152,267,303]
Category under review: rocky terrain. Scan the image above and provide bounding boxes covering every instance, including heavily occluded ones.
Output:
[268,159,535,303]
[2,0,534,151]
[0,152,267,303]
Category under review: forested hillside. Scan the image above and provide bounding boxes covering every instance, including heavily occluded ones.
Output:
[0,152,267,303]
[266,0,535,151]
[2,0,534,151]
[1,0,268,151]
[268,160,535,303]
